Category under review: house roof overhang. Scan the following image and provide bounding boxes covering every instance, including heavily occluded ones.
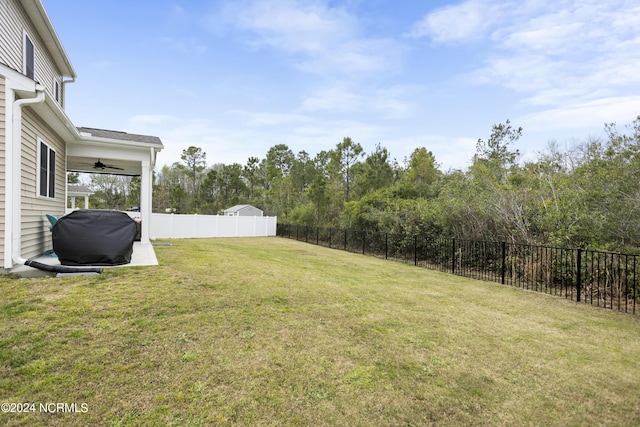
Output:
[24,94,164,176]
[26,88,78,140]
[67,128,164,176]
[21,0,76,78]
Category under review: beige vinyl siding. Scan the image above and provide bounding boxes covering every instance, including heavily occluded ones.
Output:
[20,107,65,259]
[0,0,22,72]
[0,76,6,264]
[0,0,65,108]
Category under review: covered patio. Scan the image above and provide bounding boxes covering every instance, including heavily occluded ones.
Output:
[10,126,166,276]
[66,127,163,245]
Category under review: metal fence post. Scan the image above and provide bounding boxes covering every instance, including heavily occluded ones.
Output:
[451,238,456,275]
[385,233,388,259]
[414,235,418,266]
[634,255,637,315]
[576,248,582,302]
[501,241,506,285]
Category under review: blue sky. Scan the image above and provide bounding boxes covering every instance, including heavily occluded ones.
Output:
[43,0,640,171]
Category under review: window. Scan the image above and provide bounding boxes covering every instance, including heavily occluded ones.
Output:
[38,139,56,198]
[24,34,34,79]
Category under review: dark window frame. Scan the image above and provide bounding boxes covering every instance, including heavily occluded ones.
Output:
[24,33,34,79]
[38,139,56,199]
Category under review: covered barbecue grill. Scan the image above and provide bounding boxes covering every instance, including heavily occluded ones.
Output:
[51,210,138,266]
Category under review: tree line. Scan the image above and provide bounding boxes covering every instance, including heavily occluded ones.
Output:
[85,116,640,253]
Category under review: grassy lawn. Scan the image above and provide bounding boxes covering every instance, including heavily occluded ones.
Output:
[1,237,640,426]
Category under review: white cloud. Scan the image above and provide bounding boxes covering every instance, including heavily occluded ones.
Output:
[412,0,640,136]
[500,20,584,55]
[223,0,356,53]
[127,111,389,169]
[299,85,362,113]
[228,110,311,126]
[211,0,404,75]
[518,96,640,132]
[408,0,504,42]
[370,85,418,119]
[299,83,419,119]
[384,135,477,171]
[297,38,403,75]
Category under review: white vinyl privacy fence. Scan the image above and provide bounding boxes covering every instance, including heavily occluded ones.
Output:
[150,213,277,239]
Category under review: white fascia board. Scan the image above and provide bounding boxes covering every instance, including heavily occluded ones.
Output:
[75,136,163,150]
[2,63,79,142]
[28,94,79,141]
[67,141,153,162]
[1,64,37,92]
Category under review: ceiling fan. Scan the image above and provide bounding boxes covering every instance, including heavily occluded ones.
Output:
[90,159,124,171]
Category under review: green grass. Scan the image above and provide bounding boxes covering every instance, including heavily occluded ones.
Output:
[1,237,640,426]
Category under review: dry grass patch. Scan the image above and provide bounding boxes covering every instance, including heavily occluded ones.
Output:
[1,237,640,426]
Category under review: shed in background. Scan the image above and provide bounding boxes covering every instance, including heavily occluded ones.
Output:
[223,204,263,217]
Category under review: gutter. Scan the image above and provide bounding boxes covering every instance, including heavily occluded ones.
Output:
[10,84,101,274]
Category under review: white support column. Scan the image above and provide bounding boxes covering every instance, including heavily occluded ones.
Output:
[140,160,151,243]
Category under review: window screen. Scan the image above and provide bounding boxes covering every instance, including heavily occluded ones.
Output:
[38,141,55,198]
[25,35,34,79]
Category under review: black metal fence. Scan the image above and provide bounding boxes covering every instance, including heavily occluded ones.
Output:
[276,223,638,315]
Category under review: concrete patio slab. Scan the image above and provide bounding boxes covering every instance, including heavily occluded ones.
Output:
[11,242,158,277]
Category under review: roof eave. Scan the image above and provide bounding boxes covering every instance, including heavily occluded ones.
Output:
[73,136,164,151]
[22,0,76,78]
[27,92,80,141]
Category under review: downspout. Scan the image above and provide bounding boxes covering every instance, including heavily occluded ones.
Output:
[61,76,75,110]
[10,84,101,274]
[11,84,46,266]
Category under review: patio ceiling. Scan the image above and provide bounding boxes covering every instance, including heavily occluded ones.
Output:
[67,156,142,176]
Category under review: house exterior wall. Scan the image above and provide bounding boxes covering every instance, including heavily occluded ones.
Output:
[0,1,23,70]
[0,76,5,264]
[0,0,65,107]
[0,0,71,265]
[20,107,65,258]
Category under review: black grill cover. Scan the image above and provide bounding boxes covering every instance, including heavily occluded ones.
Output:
[52,210,138,266]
